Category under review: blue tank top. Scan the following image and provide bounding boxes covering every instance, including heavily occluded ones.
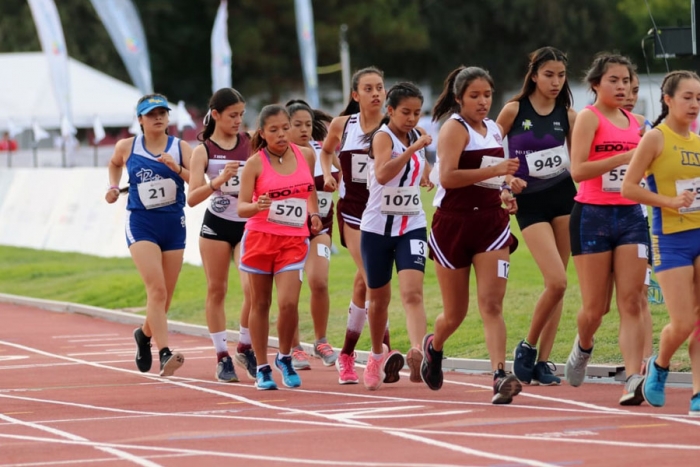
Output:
[126,135,185,212]
[506,97,571,194]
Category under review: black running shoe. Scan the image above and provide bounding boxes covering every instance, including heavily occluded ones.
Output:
[216,355,239,382]
[159,350,184,377]
[234,346,257,380]
[133,327,152,373]
[492,368,522,405]
[382,348,405,384]
[420,334,443,390]
[512,340,537,384]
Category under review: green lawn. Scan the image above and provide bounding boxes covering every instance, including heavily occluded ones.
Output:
[0,190,688,369]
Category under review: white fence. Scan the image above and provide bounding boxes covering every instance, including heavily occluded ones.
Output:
[0,168,208,265]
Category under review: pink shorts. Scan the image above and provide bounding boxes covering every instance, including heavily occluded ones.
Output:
[240,230,309,275]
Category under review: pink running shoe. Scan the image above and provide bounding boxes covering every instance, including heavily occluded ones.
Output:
[364,354,385,390]
[336,352,359,385]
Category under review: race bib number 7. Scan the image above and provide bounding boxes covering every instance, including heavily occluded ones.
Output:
[351,153,369,183]
[137,178,177,209]
[267,198,307,228]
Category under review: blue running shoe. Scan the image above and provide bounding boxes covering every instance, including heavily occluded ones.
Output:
[513,340,537,384]
[275,354,302,388]
[689,393,700,417]
[642,355,668,407]
[255,365,278,391]
[532,361,561,386]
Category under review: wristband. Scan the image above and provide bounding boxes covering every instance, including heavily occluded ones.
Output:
[309,212,322,221]
[108,185,120,192]
[500,183,512,193]
[177,165,183,174]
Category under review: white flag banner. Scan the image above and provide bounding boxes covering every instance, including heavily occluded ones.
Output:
[128,117,142,135]
[89,0,153,94]
[294,0,319,108]
[7,119,24,138]
[211,0,232,93]
[176,101,195,132]
[32,121,50,141]
[27,0,73,129]
[60,115,77,138]
[93,115,106,144]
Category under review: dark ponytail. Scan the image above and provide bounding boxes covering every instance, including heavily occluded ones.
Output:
[250,105,290,152]
[198,88,246,142]
[285,99,329,141]
[651,70,700,127]
[432,66,495,122]
[339,66,384,116]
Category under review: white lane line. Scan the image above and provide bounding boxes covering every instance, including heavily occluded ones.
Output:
[0,433,468,467]
[52,334,119,339]
[0,340,567,466]
[0,356,214,372]
[67,337,134,343]
[0,414,160,467]
[3,393,700,452]
[0,452,196,467]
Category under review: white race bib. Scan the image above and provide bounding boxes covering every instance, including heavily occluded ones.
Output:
[317,191,332,217]
[267,198,307,228]
[137,178,177,209]
[351,153,369,183]
[218,164,243,195]
[525,145,569,179]
[675,178,700,213]
[602,165,628,192]
[475,156,505,189]
[381,186,421,216]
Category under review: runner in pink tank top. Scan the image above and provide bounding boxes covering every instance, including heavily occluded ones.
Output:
[237,105,322,391]
[566,54,649,406]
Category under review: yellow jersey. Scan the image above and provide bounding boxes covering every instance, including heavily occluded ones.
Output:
[647,123,700,234]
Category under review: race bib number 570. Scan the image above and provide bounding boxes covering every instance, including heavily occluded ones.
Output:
[267,198,307,228]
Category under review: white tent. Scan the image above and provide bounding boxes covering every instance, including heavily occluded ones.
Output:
[0,52,182,132]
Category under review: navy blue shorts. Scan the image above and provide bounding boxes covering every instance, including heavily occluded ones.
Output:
[570,202,649,257]
[125,209,186,252]
[360,228,427,289]
[652,229,700,273]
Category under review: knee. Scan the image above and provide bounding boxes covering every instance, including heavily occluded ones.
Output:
[402,290,424,310]
[617,293,644,318]
[545,276,567,300]
[146,285,168,305]
[671,316,697,337]
[207,282,228,305]
[308,277,328,297]
[277,301,299,317]
[479,299,504,319]
[251,298,272,315]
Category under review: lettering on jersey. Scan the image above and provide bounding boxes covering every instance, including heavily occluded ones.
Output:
[553,121,564,132]
[521,119,533,131]
[268,183,314,199]
[391,151,401,159]
[212,153,229,160]
[493,132,503,144]
[594,143,632,153]
[680,150,700,167]
[211,196,230,213]
[135,168,162,183]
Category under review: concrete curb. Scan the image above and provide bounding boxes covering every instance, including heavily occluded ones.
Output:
[0,292,691,384]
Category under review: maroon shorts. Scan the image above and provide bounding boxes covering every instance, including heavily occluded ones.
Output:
[336,198,365,248]
[309,203,335,241]
[428,208,518,269]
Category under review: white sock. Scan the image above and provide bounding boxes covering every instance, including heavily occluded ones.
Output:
[239,326,251,345]
[210,331,227,354]
[347,301,367,333]
[371,352,383,361]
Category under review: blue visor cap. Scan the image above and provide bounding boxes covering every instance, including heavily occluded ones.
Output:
[136,97,171,116]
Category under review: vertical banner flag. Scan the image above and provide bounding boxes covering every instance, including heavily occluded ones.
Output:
[211,0,232,93]
[294,0,320,108]
[89,0,153,95]
[27,0,74,135]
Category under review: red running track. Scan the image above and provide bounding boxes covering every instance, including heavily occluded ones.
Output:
[0,302,699,467]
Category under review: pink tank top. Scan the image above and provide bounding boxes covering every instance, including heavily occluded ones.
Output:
[245,143,314,236]
[574,105,640,205]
